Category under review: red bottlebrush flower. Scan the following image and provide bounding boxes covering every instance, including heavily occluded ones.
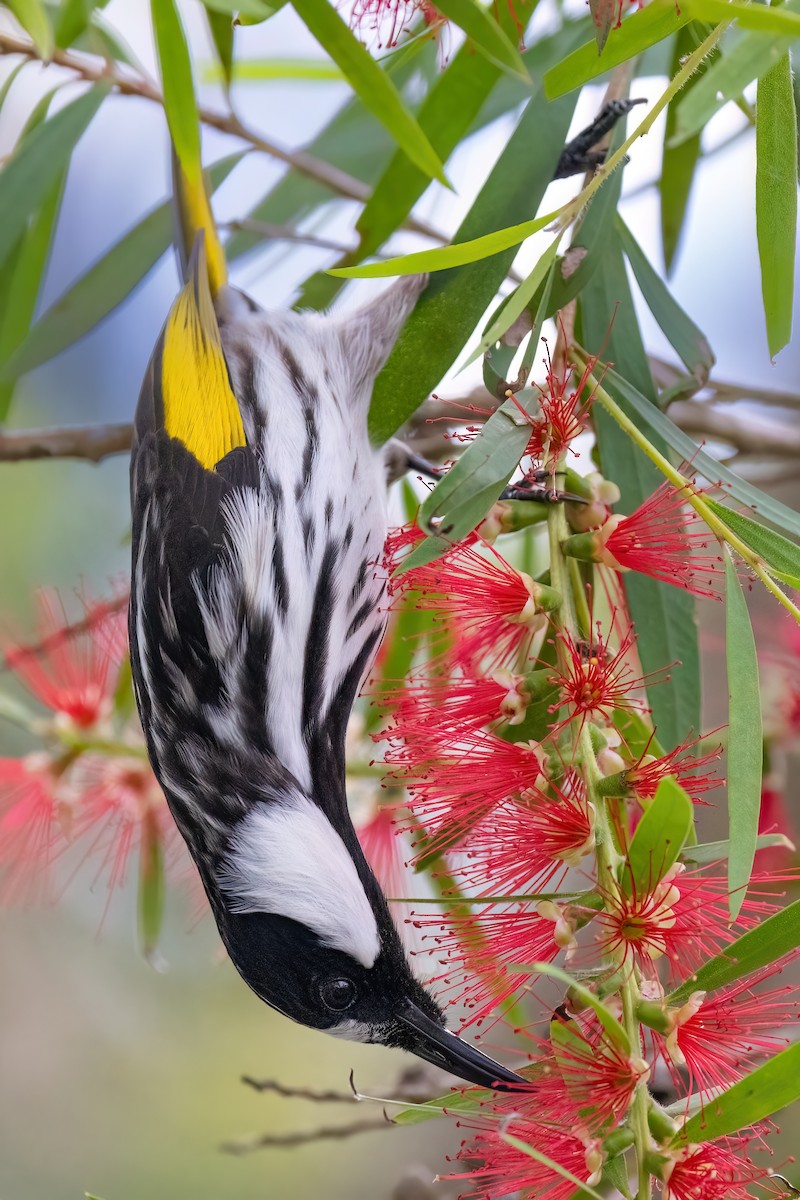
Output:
[3,590,126,728]
[661,1136,774,1200]
[0,757,60,900]
[381,668,532,743]
[593,481,725,599]
[550,617,665,734]
[453,777,595,897]
[596,867,788,980]
[544,1022,649,1132]
[399,543,553,670]
[446,1117,601,1200]
[513,345,605,476]
[73,756,172,893]
[350,0,424,48]
[625,737,722,805]
[413,903,563,1028]
[382,521,426,580]
[385,729,544,855]
[654,960,798,1096]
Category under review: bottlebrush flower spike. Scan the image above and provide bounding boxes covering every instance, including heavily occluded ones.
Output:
[605,736,722,805]
[661,1136,776,1200]
[453,777,595,897]
[446,1116,601,1200]
[514,345,605,476]
[3,590,126,729]
[652,960,799,1095]
[399,543,559,670]
[547,1020,650,1132]
[596,866,787,979]
[563,481,725,598]
[384,729,544,855]
[381,669,534,742]
[0,757,60,901]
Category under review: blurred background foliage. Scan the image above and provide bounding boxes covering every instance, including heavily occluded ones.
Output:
[0,0,799,1196]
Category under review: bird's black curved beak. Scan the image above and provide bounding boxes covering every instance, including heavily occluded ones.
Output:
[397,1000,528,1091]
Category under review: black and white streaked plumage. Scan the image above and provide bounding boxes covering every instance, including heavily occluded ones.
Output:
[128,230,525,1091]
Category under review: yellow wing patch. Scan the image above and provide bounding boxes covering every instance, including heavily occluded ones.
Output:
[161,236,246,471]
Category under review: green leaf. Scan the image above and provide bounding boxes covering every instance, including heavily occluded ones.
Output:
[205,56,343,82]
[623,777,693,896]
[368,86,578,442]
[394,1086,489,1126]
[431,0,529,78]
[513,961,631,1052]
[138,815,165,963]
[579,238,701,752]
[7,0,54,57]
[0,84,108,272]
[202,0,277,14]
[660,25,712,270]
[290,0,447,184]
[677,1041,800,1143]
[682,0,800,34]
[724,549,762,920]
[393,246,559,572]
[205,7,235,89]
[598,366,800,542]
[705,498,800,588]
[671,4,800,146]
[544,0,690,100]
[151,0,201,183]
[0,152,243,380]
[503,1132,606,1200]
[667,896,800,1004]
[464,233,562,366]
[681,832,794,865]
[756,51,797,358]
[612,708,665,760]
[54,0,104,47]
[616,214,714,383]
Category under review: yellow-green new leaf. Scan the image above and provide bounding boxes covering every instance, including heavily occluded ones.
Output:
[432,0,529,79]
[756,52,797,358]
[7,0,54,58]
[151,0,202,184]
[724,550,762,920]
[623,777,693,897]
[291,0,448,185]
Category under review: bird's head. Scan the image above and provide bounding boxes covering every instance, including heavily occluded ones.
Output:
[211,791,526,1092]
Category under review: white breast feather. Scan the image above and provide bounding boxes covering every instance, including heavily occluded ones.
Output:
[218,793,382,969]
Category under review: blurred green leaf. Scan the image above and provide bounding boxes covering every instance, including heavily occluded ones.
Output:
[53,0,107,47]
[616,215,714,382]
[465,233,561,366]
[432,0,529,78]
[756,51,797,357]
[7,0,54,57]
[291,0,447,184]
[724,549,762,920]
[202,0,278,14]
[368,87,577,442]
[394,1085,489,1126]
[667,897,800,1004]
[544,0,689,99]
[138,815,165,963]
[612,708,664,760]
[579,238,701,752]
[660,25,710,270]
[671,3,800,146]
[677,1041,800,1143]
[0,60,28,113]
[0,152,243,381]
[151,0,201,183]
[601,366,800,541]
[205,7,235,89]
[515,961,631,1052]
[706,499,800,588]
[0,83,108,273]
[683,0,800,33]
[623,777,693,896]
[205,56,342,81]
[682,832,794,864]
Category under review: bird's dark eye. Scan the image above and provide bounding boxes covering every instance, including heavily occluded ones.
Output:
[318,977,357,1011]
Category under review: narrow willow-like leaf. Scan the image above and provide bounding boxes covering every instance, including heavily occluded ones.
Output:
[513,961,631,1052]
[202,0,277,14]
[677,1041,800,1143]
[394,1086,489,1126]
[600,366,800,541]
[0,153,243,380]
[368,87,577,442]
[683,0,800,33]
[205,7,235,89]
[667,897,800,1004]
[623,778,693,897]
[682,832,793,865]
[612,708,664,760]
[756,52,797,358]
[544,0,690,99]
[706,499,800,588]
[671,2,800,146]
[54,0,108,48]
[138,816,165,963]
[7,0,54,57]
[291,0,447,184]
[724,550,762,920]
[151,0,201,183]
[465,234,561,366]
[433,0,529,77]
[661,26,706,271]
[206,57,342,81]
[0,84,108,272]
[616,215,714,382]
[580,239,701,751]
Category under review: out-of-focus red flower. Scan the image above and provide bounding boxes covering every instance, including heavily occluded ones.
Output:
[0,757,59,901]
[623,737,723,805]
[446,1116,600,1200]
[661,1136,774,1200]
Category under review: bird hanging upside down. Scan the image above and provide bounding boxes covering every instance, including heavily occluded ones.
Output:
[129,103,639,1091]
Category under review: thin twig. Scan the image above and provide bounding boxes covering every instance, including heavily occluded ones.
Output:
[221,219,357,256]
[221,1115,393,1154]
[241,1076,357,1103]
[0,592,128,674]
[0,422,133,463]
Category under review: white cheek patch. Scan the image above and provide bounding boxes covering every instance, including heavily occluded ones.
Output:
[326,1019,375,1044]
[218,794,381,968]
